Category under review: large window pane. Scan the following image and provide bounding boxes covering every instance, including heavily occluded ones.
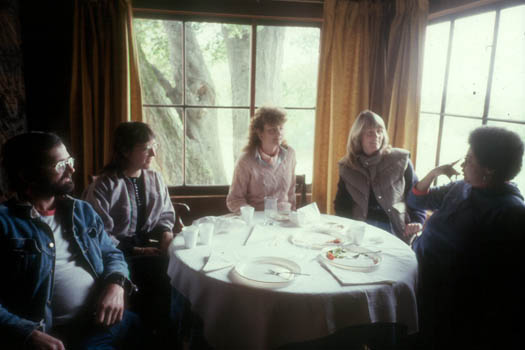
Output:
[420,22,450,113]
[255,26,320,107]
[487,121,525,193]
[445,12,495,116]
[437,116,482,185]
[415,114,440,179]
[220,109,251,184]
[488,5,525,121]
[185,22,250,107]
[143,107,184,186]
[134,19,182,105]
[284,110,316,184]
[135,16,319,187]
[185,108,250,185]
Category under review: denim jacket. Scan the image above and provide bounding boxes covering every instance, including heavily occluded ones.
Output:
[0,196,130,347]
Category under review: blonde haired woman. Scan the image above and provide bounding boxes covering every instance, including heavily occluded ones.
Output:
[334,110,425,242]
[227,106,296,213]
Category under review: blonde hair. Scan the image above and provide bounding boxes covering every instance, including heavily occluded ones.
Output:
[244,106,287,152]
[341,110,390,168]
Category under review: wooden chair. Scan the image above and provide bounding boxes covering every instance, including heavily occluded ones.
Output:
[173,202,190,233]
[296,174,307,208]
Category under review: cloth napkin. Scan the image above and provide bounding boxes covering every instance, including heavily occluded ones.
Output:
[202,249,238,272]
[244,224,285,246]
[318,258,395,286]
[291,202,321,226]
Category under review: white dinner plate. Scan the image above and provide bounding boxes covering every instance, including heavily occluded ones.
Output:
[289,231,347,249]
[231,256,301,289]
[319,246,382,271]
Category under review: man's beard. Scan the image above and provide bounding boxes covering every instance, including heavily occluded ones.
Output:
[49,181,75,196]
[34,174,75,197]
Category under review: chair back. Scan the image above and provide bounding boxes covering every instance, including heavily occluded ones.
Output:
[296,174,307,208]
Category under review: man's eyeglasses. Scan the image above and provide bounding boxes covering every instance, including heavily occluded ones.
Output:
[141,142,159,153]
[53,157,75,173]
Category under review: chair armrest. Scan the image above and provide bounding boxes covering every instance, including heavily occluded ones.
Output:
[173,202,191,233]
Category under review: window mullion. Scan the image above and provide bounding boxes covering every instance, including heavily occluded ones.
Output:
[249,20,257,117]
[435,20,455,172]
[481,9,500,126]
[182,20,187,186]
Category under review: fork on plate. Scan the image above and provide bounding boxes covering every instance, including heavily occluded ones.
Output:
[267,269,310,277]
[351,250,382,259]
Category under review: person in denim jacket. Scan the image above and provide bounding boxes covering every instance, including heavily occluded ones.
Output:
[0,132,141,350]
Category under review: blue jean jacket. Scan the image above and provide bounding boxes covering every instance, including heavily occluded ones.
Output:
[0,196,130,347]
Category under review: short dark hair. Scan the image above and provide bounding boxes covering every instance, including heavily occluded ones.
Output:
[468,126,524,183]
[1,132,63,193]
[104,122,155,173]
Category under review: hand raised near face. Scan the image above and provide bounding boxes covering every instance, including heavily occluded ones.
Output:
[434,159,461,179]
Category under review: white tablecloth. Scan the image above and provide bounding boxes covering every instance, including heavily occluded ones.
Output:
[167,213,418,350]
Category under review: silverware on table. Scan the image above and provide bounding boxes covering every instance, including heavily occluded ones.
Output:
[267,269,310,277]
[351,250,382,259]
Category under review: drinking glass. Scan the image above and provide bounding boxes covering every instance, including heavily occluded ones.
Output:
[199,223,214,245]
[240,205,255,225]
[264,196,277,225]
[182,226,199,249]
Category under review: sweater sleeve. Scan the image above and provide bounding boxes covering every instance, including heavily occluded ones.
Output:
[407,181,457,211]
[404,160,427,224]
[334,176,355,219]
[82,178,118,246]
[226,159,251,213]
[152,172,175,233]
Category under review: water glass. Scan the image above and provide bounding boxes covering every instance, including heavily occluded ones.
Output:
[199,223,214,245]
[182,226,199,249]
[264,196,277,225]
[240,205,255,225]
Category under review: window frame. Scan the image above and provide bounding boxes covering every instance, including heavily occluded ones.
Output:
[420,1,525,177]
[133,10,321,195]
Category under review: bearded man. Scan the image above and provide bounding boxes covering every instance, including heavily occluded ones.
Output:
[0,132,142,350]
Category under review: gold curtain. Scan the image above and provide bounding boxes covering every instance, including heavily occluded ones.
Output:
[312,0,428,214]
[384,0,428,161]
[69,0,142,190]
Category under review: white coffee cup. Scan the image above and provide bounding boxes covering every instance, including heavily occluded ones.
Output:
[182,226,199,249]
[350,223,366,245]
[278,202,291,215]
[199,222,214,245]
[240,205,255,225]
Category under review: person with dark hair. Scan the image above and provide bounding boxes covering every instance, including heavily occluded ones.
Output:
[0,132,141,350]
[83,121,175,255]
[407,126,525,349]
[82,121,175,346]
[334,110,426,243]
[226,106,297,213]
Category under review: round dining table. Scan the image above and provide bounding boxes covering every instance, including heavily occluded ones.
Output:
[167,212,419,350]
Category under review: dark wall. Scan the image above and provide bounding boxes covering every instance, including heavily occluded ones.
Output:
[132,0,323,19]
[19,0,73,144]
